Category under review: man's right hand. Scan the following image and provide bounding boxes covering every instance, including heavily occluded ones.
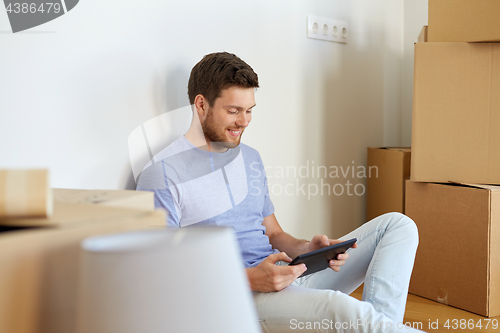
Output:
[246,252,307,292]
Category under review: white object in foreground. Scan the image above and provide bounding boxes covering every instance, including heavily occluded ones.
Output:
[76,227,261,333]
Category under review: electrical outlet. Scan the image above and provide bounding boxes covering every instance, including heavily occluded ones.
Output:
[307,15,348,44]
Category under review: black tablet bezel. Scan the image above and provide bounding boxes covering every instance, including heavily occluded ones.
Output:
[289,238,357,277]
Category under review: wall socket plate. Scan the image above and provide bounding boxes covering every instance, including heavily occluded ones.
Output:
[307,15,348,44]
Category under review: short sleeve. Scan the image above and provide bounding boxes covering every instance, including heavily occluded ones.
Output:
[259,155,275,217]
[136,160,181,228]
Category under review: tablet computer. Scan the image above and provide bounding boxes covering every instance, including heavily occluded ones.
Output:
[289,238,357,277]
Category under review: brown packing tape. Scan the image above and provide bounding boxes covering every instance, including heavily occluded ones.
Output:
[0,170,52,218]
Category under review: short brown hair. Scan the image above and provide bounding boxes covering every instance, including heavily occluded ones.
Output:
[188,52,259,107]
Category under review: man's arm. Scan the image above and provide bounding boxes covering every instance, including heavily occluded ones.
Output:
[262,213,311,258]
[245,213,357,292]
[263,213,357,272]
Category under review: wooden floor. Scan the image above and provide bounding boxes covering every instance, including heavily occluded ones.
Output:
[350,286,500,332]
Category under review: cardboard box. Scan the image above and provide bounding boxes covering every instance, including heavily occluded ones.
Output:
[417,25,427,43]
[366,148,411,221]
[0,169,52,218]
[53,188,154,211]
[0,189,154,227]
[405,180,500,317]
[0,189,165,333]
[412,42,500,185]
[429,0,500,42]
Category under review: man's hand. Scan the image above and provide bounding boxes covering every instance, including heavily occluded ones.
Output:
[246,252,307,292]
[306,235,358,272]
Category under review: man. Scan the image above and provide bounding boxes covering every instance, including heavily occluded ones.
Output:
[137,52,422,332]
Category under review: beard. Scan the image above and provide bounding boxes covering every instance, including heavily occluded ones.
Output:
[201,109,244,149]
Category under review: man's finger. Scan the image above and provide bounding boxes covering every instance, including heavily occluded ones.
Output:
[279,263,306,274]
[272,265,306,291]
[330,259,345,267]
[268,252,292,263]
[328,239,343,246]
[331,265,340,272]
[337,252,349,260]
[281,263,307,277]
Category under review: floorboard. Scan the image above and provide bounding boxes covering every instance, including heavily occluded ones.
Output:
[350,285,500,332]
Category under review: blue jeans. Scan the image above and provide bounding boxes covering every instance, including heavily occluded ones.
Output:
[253,213,425,332]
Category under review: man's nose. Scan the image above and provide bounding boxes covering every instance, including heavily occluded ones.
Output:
[235,112,251,128]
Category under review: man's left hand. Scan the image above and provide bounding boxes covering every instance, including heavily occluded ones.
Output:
[306,235,358,272]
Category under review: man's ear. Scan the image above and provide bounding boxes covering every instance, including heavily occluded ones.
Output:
[194,94,208,120]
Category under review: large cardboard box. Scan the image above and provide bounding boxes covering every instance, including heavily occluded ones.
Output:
[0,189,165,333]
[412,42,500,185]
[366,148,411,221]
[405,180,500,317]
[428,0,500,42]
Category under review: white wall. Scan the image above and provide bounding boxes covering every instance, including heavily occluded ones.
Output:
[402,0,428,146]
[0,0,426,239]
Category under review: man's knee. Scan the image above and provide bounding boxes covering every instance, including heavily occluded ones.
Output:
[384,212,419,246]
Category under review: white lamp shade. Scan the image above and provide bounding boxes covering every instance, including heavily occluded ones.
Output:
[75,227,261,333]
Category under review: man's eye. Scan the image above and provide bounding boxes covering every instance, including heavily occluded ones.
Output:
[246,110,253,114]
[228,110,238,114]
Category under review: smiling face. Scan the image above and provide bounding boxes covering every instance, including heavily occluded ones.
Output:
[199,86,255,150]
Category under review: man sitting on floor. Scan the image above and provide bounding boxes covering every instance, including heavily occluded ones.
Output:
[137,52,422,333]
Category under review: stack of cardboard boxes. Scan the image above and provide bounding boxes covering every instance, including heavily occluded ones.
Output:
[405,0,500,317]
